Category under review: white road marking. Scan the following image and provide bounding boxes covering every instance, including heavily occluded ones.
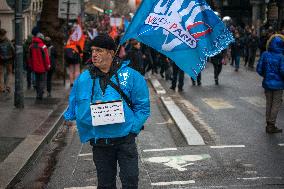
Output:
[143,148,177,152]
[161,96,205,145]
[244,171,258,174]
[78,153,92,157]
[240,97,266,108]
[279,144,284,146]
[210,145,245,149]
[202,98,234,110]
[144,154,210,171]
[151,180,195,186]
[64,186,97,189]
[150,78,166,94]
[242,164,254,168]
[237,177,283,181]
[156,118,173,125]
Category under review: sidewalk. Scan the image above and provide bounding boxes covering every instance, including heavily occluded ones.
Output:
[0,79,69,188]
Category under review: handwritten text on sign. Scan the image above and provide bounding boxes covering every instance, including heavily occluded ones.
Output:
[90,100,125,126]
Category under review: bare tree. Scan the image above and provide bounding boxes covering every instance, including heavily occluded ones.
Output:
[39,0,65,76]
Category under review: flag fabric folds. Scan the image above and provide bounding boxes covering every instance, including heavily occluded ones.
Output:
[120,0,234,79]
[65,17,85,56]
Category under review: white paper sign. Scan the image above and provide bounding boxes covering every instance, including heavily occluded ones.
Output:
[90,100,125,126]
[110,17,122,27]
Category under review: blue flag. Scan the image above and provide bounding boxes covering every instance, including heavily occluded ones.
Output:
[120,0,234,79]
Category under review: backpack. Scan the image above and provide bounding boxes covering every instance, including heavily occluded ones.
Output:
[0,41,14,61]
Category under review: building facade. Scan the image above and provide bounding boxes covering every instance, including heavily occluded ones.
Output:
[208,0,284,31]
[0,0,43,40]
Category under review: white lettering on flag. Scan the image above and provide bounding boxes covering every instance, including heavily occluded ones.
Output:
[145,13,197,48]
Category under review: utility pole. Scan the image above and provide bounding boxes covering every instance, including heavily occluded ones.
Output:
[14,0,24,108]
[63,0,70,86]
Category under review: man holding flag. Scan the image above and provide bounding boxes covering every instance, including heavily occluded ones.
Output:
[120,0,234,79]
[64,18,85,87]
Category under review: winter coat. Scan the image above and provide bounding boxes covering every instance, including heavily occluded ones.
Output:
[28,37,50,73]
[125,48,144,74]
[257,34,284,90]
[47,45,57,71]
[64,61,150,143]
[0,37,14,64]
[231,38,242,57]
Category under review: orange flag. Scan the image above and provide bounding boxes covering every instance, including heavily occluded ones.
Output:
[65,17,85,56]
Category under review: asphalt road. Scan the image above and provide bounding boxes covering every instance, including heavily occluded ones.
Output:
[14,61,284,189]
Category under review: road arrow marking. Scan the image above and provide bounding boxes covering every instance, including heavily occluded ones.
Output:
[279,144,284,146]
[144,154,210,171]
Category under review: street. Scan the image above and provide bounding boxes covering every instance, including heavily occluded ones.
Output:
[14,61,284,189]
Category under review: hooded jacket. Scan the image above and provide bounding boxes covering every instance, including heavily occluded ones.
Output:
[28,37,50,73]
[64,61,150,143]
[257,34,284,90]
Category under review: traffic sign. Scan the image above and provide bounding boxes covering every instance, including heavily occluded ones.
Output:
[58,0,81,20]
[6,0,31,11]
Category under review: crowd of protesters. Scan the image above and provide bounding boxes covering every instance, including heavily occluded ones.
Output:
[1,14,283,101]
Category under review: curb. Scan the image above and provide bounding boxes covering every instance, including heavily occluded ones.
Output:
[149,77,205,146]
[0,101,68,189]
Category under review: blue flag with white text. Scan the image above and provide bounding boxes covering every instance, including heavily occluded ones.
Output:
[120,0,234,79]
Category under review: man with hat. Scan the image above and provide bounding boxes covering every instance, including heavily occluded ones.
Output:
[64,35,150,188]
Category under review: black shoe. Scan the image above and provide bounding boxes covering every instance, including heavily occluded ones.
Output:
[266,126,282,133]
[197,82,201,86]
[192,81,196,86]
[178,88,183,92]
[170,86,175,91]
[215,80,219,85]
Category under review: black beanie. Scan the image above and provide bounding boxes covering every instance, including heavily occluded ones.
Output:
[90,35,117,51]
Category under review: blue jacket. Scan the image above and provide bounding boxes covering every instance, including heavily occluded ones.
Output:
[64,61,150,143]
[257,35,284,90]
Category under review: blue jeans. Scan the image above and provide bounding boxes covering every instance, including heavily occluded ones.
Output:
[234,56,240,69]
[91,134,139,189]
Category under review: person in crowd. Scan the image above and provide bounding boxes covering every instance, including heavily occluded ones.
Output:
[23,35,33,89]
[231,33,242,71]
[45,37,57,97]
[191,73,201,86]
[170,61,184,92]
[125,40,144,75]
[63,35,150,189]
[64,25,84,87]
[243,27,251,66]
[0,29,15,93]
[248,30,259,69]
[28,32,50,100]
[257,34,284,134]
[211,50,225,85]
[159,53,170,78]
